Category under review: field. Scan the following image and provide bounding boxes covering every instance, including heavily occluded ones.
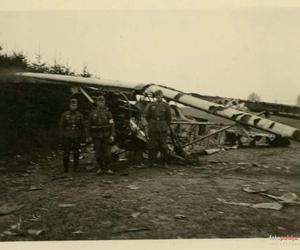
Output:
[0,140,299,241]
[0,107,299,241]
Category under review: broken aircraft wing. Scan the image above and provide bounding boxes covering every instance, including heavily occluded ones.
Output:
[189,93,300,120]
[15,72,300,142]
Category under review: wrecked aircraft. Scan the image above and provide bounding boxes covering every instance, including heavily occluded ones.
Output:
[9,72,300,160]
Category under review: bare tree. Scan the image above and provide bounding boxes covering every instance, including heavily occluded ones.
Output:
[80,65,92,78]
[29,52,49,73]
[247,92,261,102]
[49,58,75,75]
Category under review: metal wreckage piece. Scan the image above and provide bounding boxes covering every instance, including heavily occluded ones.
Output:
[189,93,300,120]
[14,72,300,160]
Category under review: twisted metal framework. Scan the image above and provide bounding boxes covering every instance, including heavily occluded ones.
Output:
[15,72,300,143]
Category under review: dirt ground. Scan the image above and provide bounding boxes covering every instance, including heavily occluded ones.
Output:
[0,142,299,241]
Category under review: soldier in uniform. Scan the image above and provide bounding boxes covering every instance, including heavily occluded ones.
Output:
[87,95,115,175]
[59,98,85,173]
[146,89,172,167]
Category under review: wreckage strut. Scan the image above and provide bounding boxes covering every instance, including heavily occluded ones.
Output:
[143,85,300,142]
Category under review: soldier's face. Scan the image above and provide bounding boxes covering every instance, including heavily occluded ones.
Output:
[156,93,163,102]
[96,99,105,107]
[70,103,78,111]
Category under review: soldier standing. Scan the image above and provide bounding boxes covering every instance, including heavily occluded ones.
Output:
[88,95,115,175]
[59,98,85,173]
[146,89,172,167]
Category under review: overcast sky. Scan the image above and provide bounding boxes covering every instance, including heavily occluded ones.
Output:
[1,7,300,105]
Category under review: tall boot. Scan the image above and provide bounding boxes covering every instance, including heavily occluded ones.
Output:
[63,151,70,173]
[104,160,114,175]
[160,146,169,169]
[148,149,157,167]
[96,159,104,175]
[73,150,79,172]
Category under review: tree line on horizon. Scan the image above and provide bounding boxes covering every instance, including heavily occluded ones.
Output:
[0,45,92,77]
[0,46,93,157]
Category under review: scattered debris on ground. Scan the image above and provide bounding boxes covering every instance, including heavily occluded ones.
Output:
[0,143,299,240]
[0,204,24,216]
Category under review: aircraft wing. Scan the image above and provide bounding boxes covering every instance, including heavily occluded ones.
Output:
[15,72,148,94]
[14,72,300,142]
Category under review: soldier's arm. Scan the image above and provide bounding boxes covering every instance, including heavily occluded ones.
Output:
[145,103,152,122]
[59,112,65,139]
[86,112,93,138]
[108,111,116,137]
[79,112,85,139]
[166,104,172,125]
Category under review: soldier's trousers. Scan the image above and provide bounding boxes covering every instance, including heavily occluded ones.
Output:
[148,131,168,164]
[63,138,80,172]
[93,137,111,171]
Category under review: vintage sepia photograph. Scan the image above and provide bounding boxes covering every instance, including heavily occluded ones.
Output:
[0,1,299,249]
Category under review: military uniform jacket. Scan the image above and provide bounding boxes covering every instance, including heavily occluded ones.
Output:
[88,106,115,138]
[60,110,84,139]
[146,101,172,132]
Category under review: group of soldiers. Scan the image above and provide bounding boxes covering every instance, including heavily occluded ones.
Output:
[59,89,171,175]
